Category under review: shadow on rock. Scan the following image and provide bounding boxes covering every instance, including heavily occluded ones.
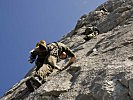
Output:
[11,88,31,100]
[67,66,81,84]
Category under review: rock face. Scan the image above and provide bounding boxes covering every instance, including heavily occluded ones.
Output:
[1,0,133,100]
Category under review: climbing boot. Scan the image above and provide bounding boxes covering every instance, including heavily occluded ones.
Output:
[30,77,42,89]
[25,79,34,92]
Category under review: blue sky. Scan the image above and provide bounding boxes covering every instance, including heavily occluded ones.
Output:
[0,0,107,97]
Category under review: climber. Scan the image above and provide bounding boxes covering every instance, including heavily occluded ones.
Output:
[47,42,76,70]
[83,25,100,41]
[26,40,76,92]
[26,40,49,92]
[100,5,108,12]
[28,40,49,71]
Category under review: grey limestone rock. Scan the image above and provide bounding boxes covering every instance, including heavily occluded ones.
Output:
[1,0,133,100]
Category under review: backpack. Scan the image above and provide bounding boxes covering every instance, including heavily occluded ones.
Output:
[47,42,60,57]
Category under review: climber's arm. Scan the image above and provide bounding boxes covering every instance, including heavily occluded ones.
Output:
[28,49,37,63]
[62,56,76,70]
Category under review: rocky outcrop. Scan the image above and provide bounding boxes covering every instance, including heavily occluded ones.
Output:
[1,0,133,100]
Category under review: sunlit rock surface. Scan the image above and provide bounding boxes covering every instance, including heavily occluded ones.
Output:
[1,0,133,99]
